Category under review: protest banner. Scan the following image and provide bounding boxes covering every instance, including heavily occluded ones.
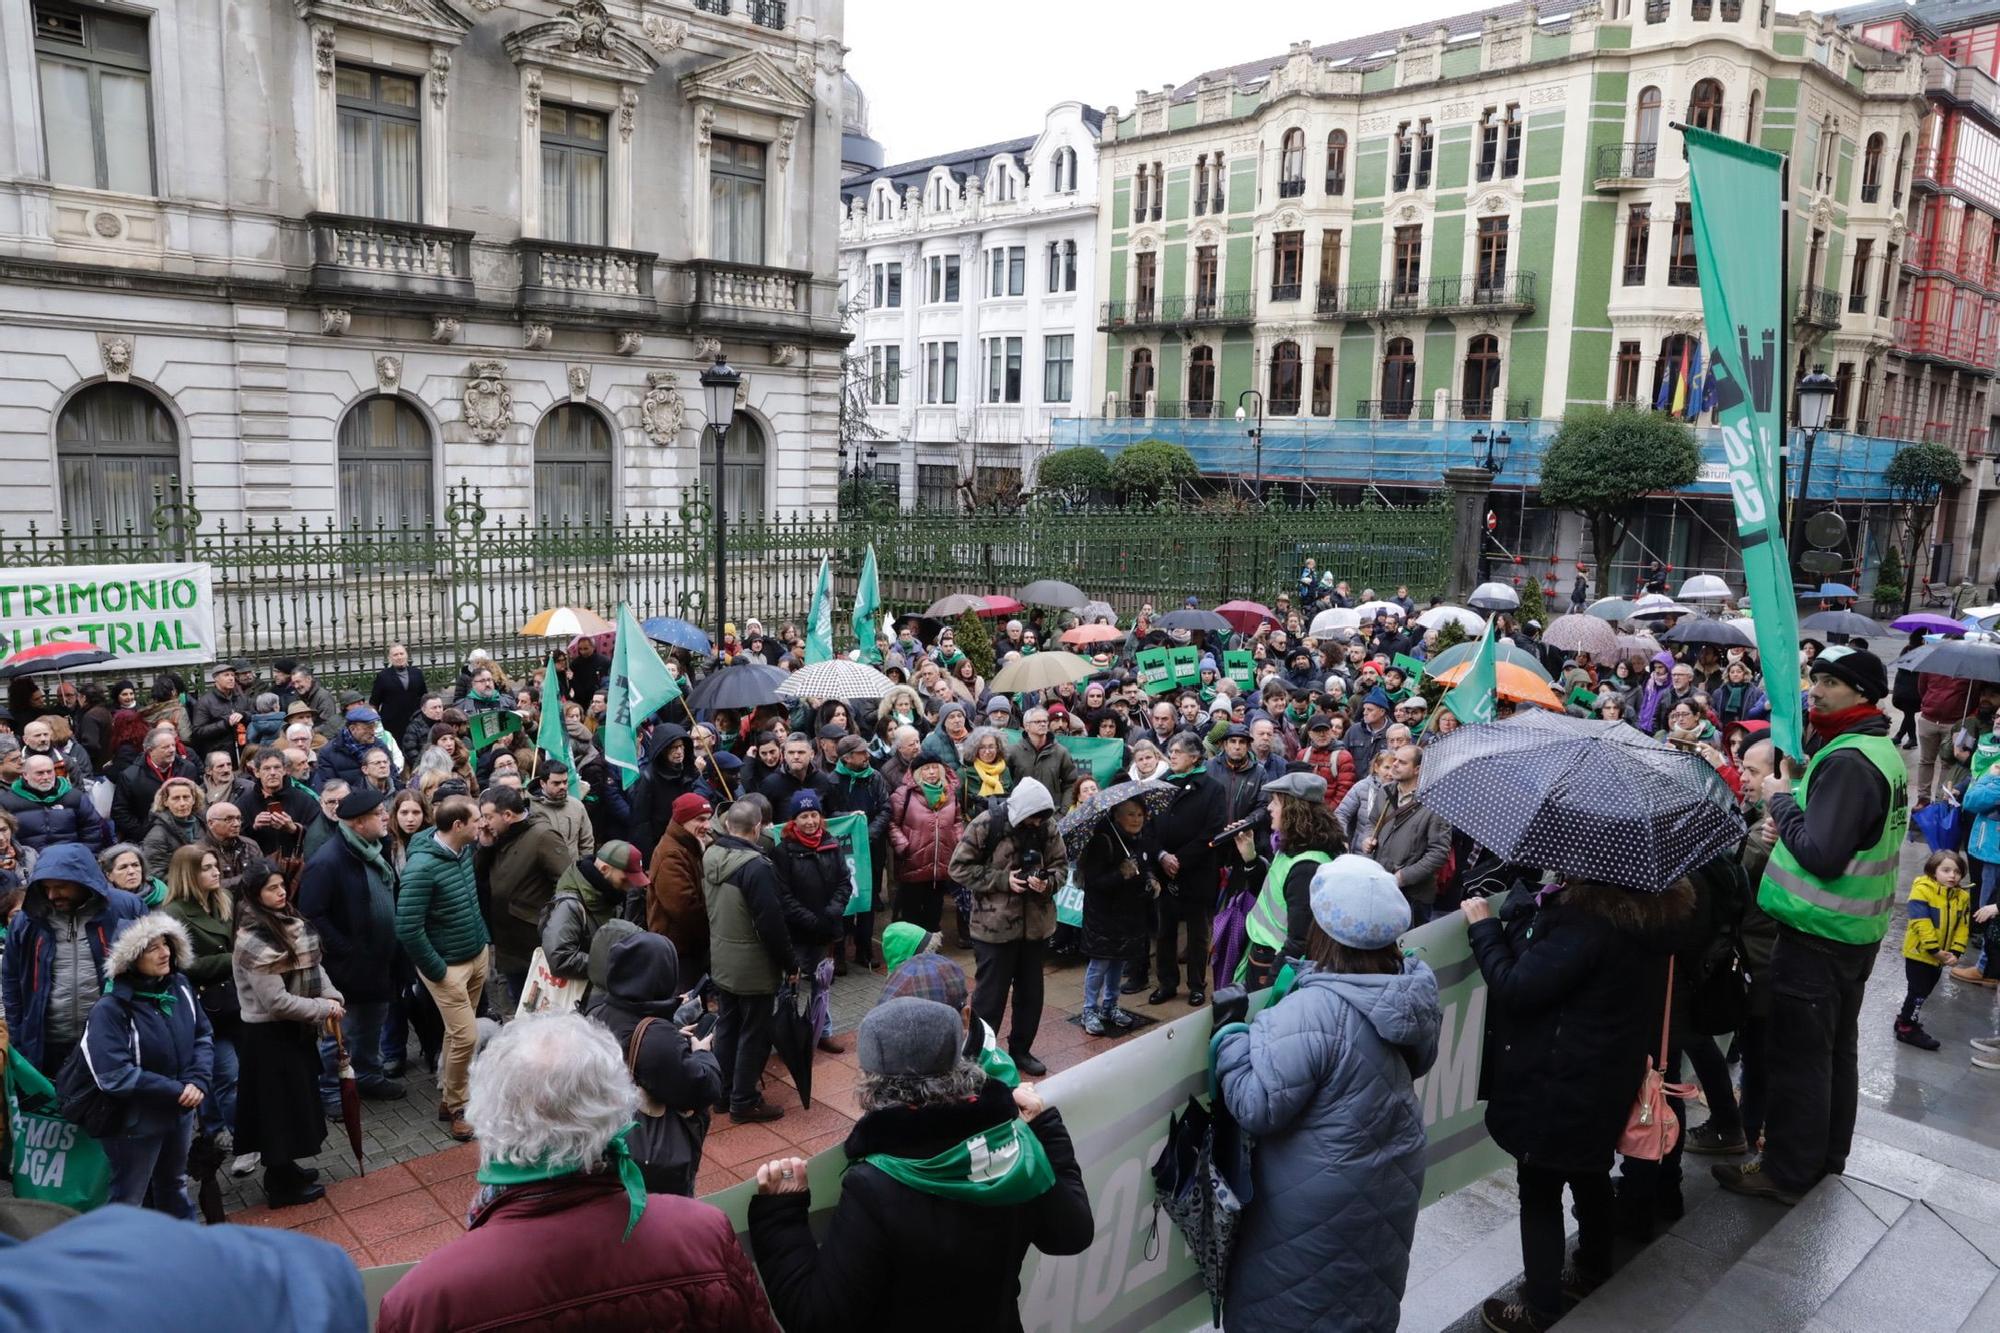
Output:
[1168,644,1201,689]
[1223,650,1255,690]
[768,810,873,914]
[0,562,215,670]
[1135,647,1174,695]
[997,731,1133,790]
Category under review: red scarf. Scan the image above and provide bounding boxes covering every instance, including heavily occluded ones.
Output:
[784,820,828,851]
[1807,702,1881,744]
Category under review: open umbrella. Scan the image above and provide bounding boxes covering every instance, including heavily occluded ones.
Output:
[640,616,713,655]
[1962,604,2000,632]
[1060,622,1127,648]
[1802,610,1890,638]
[1807,582,1861,600]
[0,641,116,677]
[980,595,1025,619]
[1542,613,1620,659]
[1659,617,1755,649]
[990,649,1095,694]
[1351,600,1405,621]
[1417,711,1746,892]
[520,606,612,638]
[1214,600,1280,636]
[1074,600,1119,625]
[1426,660,1565,711]
[1416,605,1486,634]
[1615,631,1662,658]
[1424,639,1555,683]
[1630,595,1692,620]
[777,659,896,701]
[1890,612,1965,636]
[685,662,789,712]
[1468,582,1521,612]
[1154,608,1233,635]
[325,1017,366,1175]
[1057,778,1178,855]
[924,593,990,618]
[1587,596,1638,622]
[1309,607,1362,638]
[1893,639,2000,685]
[1677,574,1734,601]
[1018,579,1088,609]
[770,977,816,1109]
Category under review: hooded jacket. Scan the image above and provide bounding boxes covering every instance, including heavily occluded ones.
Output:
[593,932,723,1145]
[537,858,623,981]
[393,826,489,982]
[1,843,147,1069]
[950,783,1068,945]
[630,724,699,855]
[0,776,108,853]
[770,826,853,958]
[81,912,215,1138]
[703,833,794,996]
[1213,962,1441,1332]
[747,1079,1093,1333]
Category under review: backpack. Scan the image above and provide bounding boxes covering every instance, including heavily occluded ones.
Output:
[622,1016,707,1196]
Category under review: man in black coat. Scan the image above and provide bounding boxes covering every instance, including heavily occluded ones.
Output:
[231,750,320,864]
[187,663,249,760]
[369,643,429,751]
[757,735,834,822]
[111,726,199,842]
[296,787,405,1110]
[1150,733,1227,1007]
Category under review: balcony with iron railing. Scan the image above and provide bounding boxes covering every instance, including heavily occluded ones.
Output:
[1595,142,1660,187]
[1277,177,1306,198]
[1317,271,1536,320]
[1120,400,1226,420]
[1270,280,1303,301]
[1848,286,1869,314]
[516,239,657,319]
[693,0,729,14]
[306,212,475,304]
[1097,292,1255,331]
[1896,316,1996,369]
[1797,284,1842,330]
[1350,397,1531,422]
[683,259,812,330]
[748,0,787,28]
[1325,174,1345,196]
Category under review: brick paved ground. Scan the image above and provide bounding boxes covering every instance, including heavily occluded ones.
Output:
[224,943,1168,1268]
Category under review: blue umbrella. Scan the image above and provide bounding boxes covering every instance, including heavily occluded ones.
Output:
[1804,582,1859,599]
[640,616,712,655]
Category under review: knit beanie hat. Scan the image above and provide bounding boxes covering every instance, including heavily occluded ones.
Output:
[881,921,941,976]
[858,996,964,1077]
[1308,854,1411,949]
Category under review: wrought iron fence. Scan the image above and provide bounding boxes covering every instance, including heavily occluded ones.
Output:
[2,482,1454,686]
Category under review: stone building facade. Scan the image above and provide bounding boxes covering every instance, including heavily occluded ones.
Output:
[0,0,851,541]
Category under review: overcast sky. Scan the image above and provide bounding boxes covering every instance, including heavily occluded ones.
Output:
[843,0,1813,167]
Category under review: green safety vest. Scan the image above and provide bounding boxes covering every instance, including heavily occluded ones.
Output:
[1245,849,1332,954]
[1757,731,1908,946]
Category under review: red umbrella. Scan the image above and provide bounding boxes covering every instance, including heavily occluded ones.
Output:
[325,1017,366,1175]
[0,640,115,677]
[1215,600,1279,636]
[978,595,1024,618]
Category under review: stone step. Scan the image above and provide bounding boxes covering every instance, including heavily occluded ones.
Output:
[1811,1198,1997,1332]
[1555,1176,1788,1333]
[1960,1270,2000,1333]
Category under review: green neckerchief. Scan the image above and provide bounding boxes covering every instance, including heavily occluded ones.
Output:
[919,779,947,809]
[837,759,873,779]
[108,975,177,1016]
[468,686,501,704]
[141,877,167,909]
[861,1115,1053,1205]
[8,777,71,805]
[476,1125,648,1241]
[339,823,393,877]
[1164,765,1207,783]
[976,1019,1020,1089]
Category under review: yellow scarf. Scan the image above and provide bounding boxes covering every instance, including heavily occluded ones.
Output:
[972,756,1008,796]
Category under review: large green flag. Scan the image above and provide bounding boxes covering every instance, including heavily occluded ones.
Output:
[805,555,835,665]
[1684,125,1803,758]
[1441,617,1498,725]
[535,658,581,798]
[606,601,683,789]
[852,544,882,664]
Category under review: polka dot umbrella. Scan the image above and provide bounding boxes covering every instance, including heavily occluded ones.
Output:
[1417,710,1746,893]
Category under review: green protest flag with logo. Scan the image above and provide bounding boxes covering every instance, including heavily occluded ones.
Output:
[852,544,882,664]
[769,810,872,914]
[1223,650,1256,690]
[1169,644,1201,688]
[1565,684,1600,712]
[1136,647,1174,695]
[805,555,835,665]
[535,659,581,798]
[1056,734,1128,788]
[607,601,683,789]
[1683,124,1803,759]
[1441,617,1498,725]
[8,1046,111,1210]
[467,709,524,753]
[1394,653,1427,679]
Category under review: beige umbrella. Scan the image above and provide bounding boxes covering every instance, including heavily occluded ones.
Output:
[989,650,1095,694]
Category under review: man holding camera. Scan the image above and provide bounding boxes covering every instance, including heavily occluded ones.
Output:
[949,776,1068,1077]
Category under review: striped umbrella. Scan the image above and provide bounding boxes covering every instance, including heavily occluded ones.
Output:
[520,606,612,638]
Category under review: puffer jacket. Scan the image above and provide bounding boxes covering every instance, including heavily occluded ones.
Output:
[1212,962,1442,1332]
[1,843,147,1069]
[888,771,962,884]
[393,827,488,983]
[140,808,201,880]
[378,1174,778,1333]
[1964,769,2000,866]
[81,913,215,1138]
[1902,872,1973,964]
[0,777,108,852]
[949,804,1068,945]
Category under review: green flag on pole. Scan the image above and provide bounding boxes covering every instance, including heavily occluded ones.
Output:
[535,658,581,798]
[853,544,882,664]
[1683,124,1803,758]
[606,601,683,789]
[1441,617,1499,725]
[805,555,835,665]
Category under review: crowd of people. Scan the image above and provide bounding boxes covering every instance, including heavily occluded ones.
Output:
[0,565,1985,1333]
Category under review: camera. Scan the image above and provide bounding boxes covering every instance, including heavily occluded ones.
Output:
[1019,848,1048,890]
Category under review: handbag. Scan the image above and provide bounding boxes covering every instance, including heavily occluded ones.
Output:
[1619,958,1698,1162]
[1689,933,1750,1036]
[623,1017,706,1196]
[1053,871,1084,929]
[54,1045,122,1141]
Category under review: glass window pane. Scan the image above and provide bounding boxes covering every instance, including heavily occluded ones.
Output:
[56,385,177,537]
[335,66,371,100]
[571,150,606,246]
[38,60,95,189]
[380,119,420,222]
[378,72,419,109]
[572,109,606,142]
[338,110,375,216]
[542,144,568,240]
[338,396,432,529]
[98,71,153,193]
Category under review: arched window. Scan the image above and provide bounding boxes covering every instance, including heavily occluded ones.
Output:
[56,383,177,536]
[699,416,767,519]
[930,174,952,211]
[1269,340,1302,415]
[1635,87,1662,175]
[1380,338,1416,418]
[1689,80,1724,133]
[1279,128,1305,197]
[1187,346,1216,416]
[1049,147,1076,193]
[1862,133,1885,201]
[1462,335,1502,418]
[1126,348,1155,414]
[1325,130,1347,195]
[337,395,433,530]
[1653,333,1699,407]
[534,404,613,529]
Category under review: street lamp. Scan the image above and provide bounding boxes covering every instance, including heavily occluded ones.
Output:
[698,352,742,653]
[840,441,881,512]
[1789,365,1837,572]
[1234,390,1265,501]
[1471,426,1513,474]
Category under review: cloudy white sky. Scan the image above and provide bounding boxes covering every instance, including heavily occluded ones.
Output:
[843,0,1815,167]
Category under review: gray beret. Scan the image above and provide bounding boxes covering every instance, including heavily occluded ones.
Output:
[858,996,964,1078]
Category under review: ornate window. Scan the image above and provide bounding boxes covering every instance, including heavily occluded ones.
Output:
[700,417,767,519]
[1269,341,1302,415]
[1462,335,1502,418]
[56,383,177,537]
[540,104,608,245]
[1279,128,1306,197]
[1187,346,1216,415]
[1126,348,1154,414]
[1325,130,1347,195]
[1635,86,1661,176]
[534,404,613,528]
[336,66,421,222]
[1862,132,1884,202]
[337,396,433,530]
[34,1,155,195]
[1380,338,1416,417]
[1689,79,1724,134]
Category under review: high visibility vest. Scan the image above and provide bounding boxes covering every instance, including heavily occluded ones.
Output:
[1758,731,1908,946]
[1245,849,1332,954]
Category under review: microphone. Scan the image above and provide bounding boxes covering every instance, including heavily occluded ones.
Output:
[1208,808,1271,848]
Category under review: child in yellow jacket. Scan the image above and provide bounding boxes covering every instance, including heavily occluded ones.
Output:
[1898,850,1972,1050]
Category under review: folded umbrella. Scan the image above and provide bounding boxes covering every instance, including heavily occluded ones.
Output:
[1542,613,1621,659]
[1214,600,1279,636]
[778,659,896,701]
[1056,778,1178,855]
[770,977,816,1110]
[685,662,788,712]
[1018,579,1088,609]
[990,650,1095,695]
[325,1017,366,1176]
[1418,711,1747,892]
[639,616,713,655]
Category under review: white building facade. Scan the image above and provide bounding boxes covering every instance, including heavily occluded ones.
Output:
[0,0,851,542]
[837,102,1101,508]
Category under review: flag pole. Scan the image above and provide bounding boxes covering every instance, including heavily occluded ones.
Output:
[680,694,735,803]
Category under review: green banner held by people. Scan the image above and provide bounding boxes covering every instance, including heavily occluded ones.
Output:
[1441,617,1498,725]
[1683,124,1804,759]
[606,601,682,789]
[852,543,882,664]
[1223,649,1256,690]
[805,555,835,665]
[768,810,872,915]
[535,658,581,798]
[1169,644,1201,688]
[1000,730,1128,789]
[1135,646,1174,695]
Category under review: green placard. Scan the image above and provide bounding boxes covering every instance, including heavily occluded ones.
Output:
[1169,644,1201,688]
[1565,684,1599,710]
[1224,649,1256,689]
[1136,646,1174,695]
[1394,653,1427,678]
[998,730,1127,790]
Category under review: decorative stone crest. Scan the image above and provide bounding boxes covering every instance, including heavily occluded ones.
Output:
[313,26,337,87]
[320,307,351,337]
[430,315,461,345]
[92,211,120,238]
[693,335,723,360]
[1134,233,1158,252]
[1276,209,1302,230]
[771,344,799,366]
[793,51,814,83]
[463,360,513,442]
[523,323,553,351]
[524,70,543,130]
[619,87,638,143]
[567,365,590,400]
[615,331,644,357]
[553,1,615,57]
[1397,203,1421,222]
[641,15,688,54]
[776,118,797,169]
[429,47,451,108]
[734,381,748,409]
[97,335,132,382]
[374,354,402,392]
[1483,195,1507,214]
[640,371,685,444]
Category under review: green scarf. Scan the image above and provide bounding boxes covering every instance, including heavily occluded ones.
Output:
[838,759,873,779]
[141,877,167,909]
[975,1019,1020,1089]
[108,975,178,1016]
[476,1125,648,1241]
[1164,765,1207,783]
[862,1115,1053,1205]
[8,777,71,805]
[340,822,393,877]
[918,779,947,809]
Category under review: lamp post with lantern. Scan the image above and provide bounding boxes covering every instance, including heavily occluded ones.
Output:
[1789,365,1837,580]
[698,352,742,653]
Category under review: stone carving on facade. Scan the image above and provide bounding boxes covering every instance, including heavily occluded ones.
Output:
[465,0,502,11]
[523,323,553,351]
[524,69,543,130]
[640,371,684,444]
[1443,101,1477,123]
[771,343,799,366]
[642,15,688,54]
[567,365,590,400]
[734,381,748,409]
[313,26,338,87]
[430,315,461,344]
[1402,55,1434,83]
[1528,84,1565,106]
[1134,233,1158,252]
[615,330,644,357]
[463,361,513,442]
[695,104,714,147]
[776,118,797,169]
[320,307,351,337]
[1487,34,1522,65]
[428,47,451,109]
[693,335,723,360]
[553,1,615,56]
[793,50,814,84]
[1397,203,1421,223]
[97,335,132,382]
[374,354,401,392]
[1483,194,1507,214]
[619,86,638,142]
[1276,209,1301,230]
[91,211,120,237]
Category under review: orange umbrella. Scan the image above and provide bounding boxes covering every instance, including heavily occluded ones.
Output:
[1060,623,1126,647]
[520,606,612,638]
[1426,660,1565,711]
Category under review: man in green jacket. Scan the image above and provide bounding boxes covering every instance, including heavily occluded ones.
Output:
[393,795,488,1140]
[704,799,796,1125]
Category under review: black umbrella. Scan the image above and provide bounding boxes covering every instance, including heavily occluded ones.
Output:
[1155,608,1232,634]
[1800,610,1889,638]
[1892,639,2000,685]
[685,662,788,712]
[1417,711,1745,892]
[1057,778,1178,855]
[770,977,816,1109]
[1658,616,1754,649]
